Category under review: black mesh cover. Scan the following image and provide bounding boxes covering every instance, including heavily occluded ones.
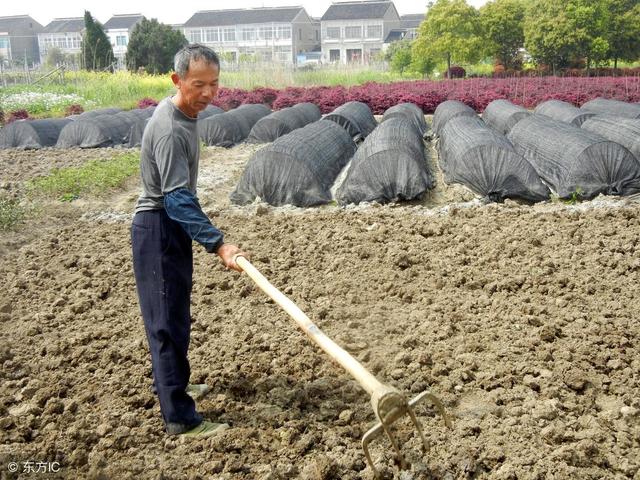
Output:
[433,100,477,137]
[381,103,429,138]
[482,99,531,135]
[439,115,550,202]
[336,117,435,205]
[535,100,595,126]
[0,118,72,149]
[581,97,640,119]
[230,120,356,207]
[508,114,640,198]
[324,101,378,141]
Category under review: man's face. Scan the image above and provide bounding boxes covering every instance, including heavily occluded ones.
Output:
[171,59,220,118]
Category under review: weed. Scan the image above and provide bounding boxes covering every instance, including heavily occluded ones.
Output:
[0,195,25,231]
[28,152,140,201]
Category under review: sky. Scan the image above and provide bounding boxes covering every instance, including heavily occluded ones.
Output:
[1,0,488,26]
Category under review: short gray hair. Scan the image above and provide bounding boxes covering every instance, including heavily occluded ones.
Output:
[174,44,220,77]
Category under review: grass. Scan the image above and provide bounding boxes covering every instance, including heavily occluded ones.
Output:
[28,152,140,201]
[0,195,25,231]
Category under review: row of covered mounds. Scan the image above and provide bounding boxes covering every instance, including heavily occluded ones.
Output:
[435,97,640,201]
[231,101,436,207]
[336,110,435,205]
[198,104,270,148]
[56,107,156,148]
[230,119,355,207]
[507,113,640,198]
[434,100,549,203]
[246,103,321,143]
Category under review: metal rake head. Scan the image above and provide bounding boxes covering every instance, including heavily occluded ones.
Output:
[362,385,452,478]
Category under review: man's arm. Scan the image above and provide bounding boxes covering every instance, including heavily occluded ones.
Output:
[164,188,246,270]
[164,187,223,253]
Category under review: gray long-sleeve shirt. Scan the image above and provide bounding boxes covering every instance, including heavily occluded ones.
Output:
[136,97,200,212]
[134,97,224,253]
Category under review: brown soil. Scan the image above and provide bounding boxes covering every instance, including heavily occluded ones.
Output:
[0,140,638,480]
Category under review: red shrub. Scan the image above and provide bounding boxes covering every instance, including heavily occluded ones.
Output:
[7,110,31,123]
[64,104,84,116]
[137,97,159,109]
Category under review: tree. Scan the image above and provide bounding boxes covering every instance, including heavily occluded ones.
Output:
[385,40,413,74]
[412,0,483,74]
[479,0,525,69]
[524,0,576,74]
[126,18,188,74]
[82,11,114,71]
[44,47,65,68]
[603,0,640,68]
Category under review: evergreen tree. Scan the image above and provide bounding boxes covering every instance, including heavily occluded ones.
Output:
[126,18,188,74]
[82,11,114,71]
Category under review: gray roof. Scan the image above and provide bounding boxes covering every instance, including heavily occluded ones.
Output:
[400,14,423,29]
[321,1,395,21]
[0,15,43,33]
[104,14,144,30]
[184,7,306,28]
[384,29,405,43]
[43,18,85,34]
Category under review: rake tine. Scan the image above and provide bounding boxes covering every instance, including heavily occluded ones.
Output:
[406,405,430,453]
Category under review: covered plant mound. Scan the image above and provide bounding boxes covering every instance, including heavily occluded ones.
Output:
[482,99,531,135]
[381,102,429,139]
[508,114,640,199]
[247,103,321,144]
[0,118,72,149]
[199,104,271,147]
[55,115,133,148]
[535,100,595,126]
[336,117,435,205]
[324,101,378,141]
[230,120,356,207]
[581,97,640,119]
[581,116,640,162]
[433,100,477,137]
[439,115,550,203]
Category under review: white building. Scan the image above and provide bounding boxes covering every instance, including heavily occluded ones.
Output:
[38,18,84,61]
[104,14,144,70]
[320,0,401,65]
[182,7,319,65]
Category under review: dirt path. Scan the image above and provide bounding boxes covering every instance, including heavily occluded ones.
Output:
[0,142,638,479]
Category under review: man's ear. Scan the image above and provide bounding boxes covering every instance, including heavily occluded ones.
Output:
[171,72,181,88]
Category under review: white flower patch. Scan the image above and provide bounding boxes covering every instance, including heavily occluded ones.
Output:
[0,92,95,112]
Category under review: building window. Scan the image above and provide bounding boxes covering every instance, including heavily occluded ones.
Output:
[205,28,219,42]
[258,26,273,40]
[329,49,340,62]
[366,25,382,39]
[345,26,362,39]
[315,30,319,41]
[241,27,256,41]
[189,29,202,43]
[116,35,127,46]
[276,26,291,40]
[223,28,236,42]
[326,27,340,39]
[299,29,302,40]
[0,37,9,49]
[346,48,362,63]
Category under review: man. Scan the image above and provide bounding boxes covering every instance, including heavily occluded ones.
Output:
[131,44,246,438]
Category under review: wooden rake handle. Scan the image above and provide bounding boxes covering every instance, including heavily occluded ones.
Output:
[234,254,385,396]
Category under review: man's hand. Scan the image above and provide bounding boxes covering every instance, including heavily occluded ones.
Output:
[216,243,248,272]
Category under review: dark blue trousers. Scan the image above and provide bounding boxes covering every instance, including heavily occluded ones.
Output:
[131,209,202,433]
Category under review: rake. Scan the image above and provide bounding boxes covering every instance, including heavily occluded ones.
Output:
[234,255,452,477]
